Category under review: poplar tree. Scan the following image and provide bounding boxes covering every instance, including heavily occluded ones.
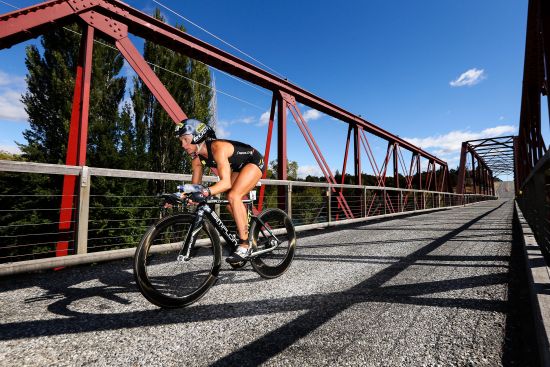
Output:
[21,25,127,167]
[132,8,212,181]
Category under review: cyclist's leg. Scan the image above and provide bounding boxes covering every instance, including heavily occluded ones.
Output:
[227,163,262,248]
[225,172,240,219]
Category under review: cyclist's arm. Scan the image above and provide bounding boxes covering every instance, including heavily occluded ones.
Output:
[191,156,203,184]
[208,142,233,196]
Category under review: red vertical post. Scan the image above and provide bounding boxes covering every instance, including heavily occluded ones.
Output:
[484,167,487,194]
[392,143,399,211]
[353,125,362,216]
[257,94,277,212]
[471,152,477,194]
[485,167,490,195]
[277,92,288,210]
[417,155,422,190]
[456,142,468,194]
[56,25,94,257]
[432,161,437,191]
[513,136,520,195]
[353,125,361,185]
[341,125,352,184]
[393,143,399,188]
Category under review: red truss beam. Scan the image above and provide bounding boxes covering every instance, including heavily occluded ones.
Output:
[0,0,447,167]
[515,0,549,190]
[456,141,496,195]
[0,0,457,256]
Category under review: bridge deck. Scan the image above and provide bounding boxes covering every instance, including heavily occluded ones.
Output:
[0,199,535,366]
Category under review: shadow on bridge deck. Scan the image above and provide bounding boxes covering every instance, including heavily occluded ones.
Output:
[0,199,539,366]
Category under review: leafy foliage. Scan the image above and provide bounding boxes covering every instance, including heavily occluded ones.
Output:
[1,11,213,261]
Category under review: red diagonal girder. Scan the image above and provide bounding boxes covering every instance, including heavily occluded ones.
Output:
[0,0,450,173]
[0,0,461,248]
[282,94,354,219]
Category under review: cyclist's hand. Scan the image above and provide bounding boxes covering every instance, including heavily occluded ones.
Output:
[188,187,210,204]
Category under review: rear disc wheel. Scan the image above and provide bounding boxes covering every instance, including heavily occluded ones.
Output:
[250,208,296,279]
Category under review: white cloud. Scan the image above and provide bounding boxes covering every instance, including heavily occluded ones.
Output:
[0,71,25,87]
[258,111,270,126]
[239,116,254,124]
[404,124,516,166]
[450,68,486,87]
[0,70,27,121]
[480,125,516,136]
[0,89,27,121]
[214,120,231,138]
[302,109,323,122]
[297,164,324,179]
[259,108,316,126]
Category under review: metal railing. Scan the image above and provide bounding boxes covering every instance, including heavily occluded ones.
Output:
[517,150,550,261]
[0,160,496,275]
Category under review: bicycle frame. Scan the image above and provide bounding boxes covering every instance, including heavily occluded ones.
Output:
[177,200,282,261]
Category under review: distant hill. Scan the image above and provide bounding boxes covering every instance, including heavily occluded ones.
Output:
[495,181,514,198]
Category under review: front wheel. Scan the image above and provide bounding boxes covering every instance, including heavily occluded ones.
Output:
[250,208,296,279]
[134,213,221,308]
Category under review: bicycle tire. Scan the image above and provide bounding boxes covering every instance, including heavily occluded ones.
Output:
[134,213,221,308]
[250,208,296,279]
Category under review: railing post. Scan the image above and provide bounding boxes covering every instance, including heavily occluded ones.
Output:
[364,186,367,217]
[422,191,426,209]
[400,191,404,212]
[287,183,292,217]
[76,166,90,255]
[383,189,387,215]
[327,187,332,224]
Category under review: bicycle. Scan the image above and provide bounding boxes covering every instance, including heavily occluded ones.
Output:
[133,188,296,308]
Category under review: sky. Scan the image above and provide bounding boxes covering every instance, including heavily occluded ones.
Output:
[0,0,540,180]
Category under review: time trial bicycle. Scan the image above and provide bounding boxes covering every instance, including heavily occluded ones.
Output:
[134,189,296,308]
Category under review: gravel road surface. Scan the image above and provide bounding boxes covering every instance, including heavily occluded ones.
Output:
[0,199,535,366]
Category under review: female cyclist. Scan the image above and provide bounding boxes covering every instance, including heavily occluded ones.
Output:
[175,118,264,264]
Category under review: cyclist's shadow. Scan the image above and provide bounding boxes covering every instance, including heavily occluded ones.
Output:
[21,259,139,318]
[20,257,262,319]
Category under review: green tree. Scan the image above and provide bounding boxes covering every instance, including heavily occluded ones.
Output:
[9,24,139,258]
[132,8,212,183]
[268,159,299,180]
[20,25,127,167]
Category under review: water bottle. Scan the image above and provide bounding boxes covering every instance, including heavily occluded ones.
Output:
[176,184,204,193]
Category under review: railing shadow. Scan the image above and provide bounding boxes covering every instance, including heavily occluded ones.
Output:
[0,200,519,366]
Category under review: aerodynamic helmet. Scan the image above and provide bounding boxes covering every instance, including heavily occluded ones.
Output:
[175,118,216,144]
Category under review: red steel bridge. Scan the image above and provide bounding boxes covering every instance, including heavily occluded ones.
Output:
[0,0,549,365]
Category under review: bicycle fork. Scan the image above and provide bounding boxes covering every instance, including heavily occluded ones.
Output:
[177,207,206,262]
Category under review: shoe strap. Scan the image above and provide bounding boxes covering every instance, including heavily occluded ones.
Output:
[236,246,249,255]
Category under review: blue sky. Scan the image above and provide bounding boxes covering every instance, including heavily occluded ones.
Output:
[0,0,537,179]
